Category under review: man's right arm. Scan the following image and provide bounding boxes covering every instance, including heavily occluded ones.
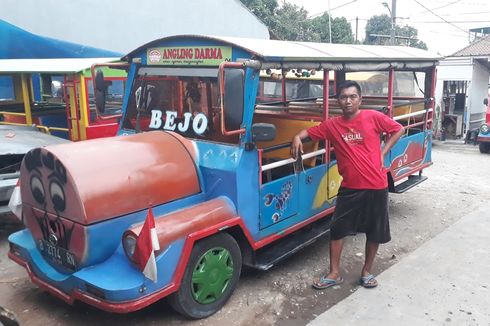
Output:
[290,129,310,159]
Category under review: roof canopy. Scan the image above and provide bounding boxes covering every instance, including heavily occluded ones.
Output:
[125,35,442,71]
[0,19,121,59]
[0,58,120,73]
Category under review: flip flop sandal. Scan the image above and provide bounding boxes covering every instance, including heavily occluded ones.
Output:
[312,276,344,290]
[360,274,378,288]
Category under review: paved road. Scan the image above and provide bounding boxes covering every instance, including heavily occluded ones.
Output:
[308,201,490,326]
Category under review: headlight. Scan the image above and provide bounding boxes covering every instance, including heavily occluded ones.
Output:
[480,124,489,134]
[122,231,137,261]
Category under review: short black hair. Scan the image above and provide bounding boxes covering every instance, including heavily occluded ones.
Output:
[337,80,362,98]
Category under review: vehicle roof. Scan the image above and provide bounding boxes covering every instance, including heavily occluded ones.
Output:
[0,57,120,73]
[124,35,441,70]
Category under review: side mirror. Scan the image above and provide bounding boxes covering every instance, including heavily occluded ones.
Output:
[94,70,106,114]
[484,98,488,106]
[224,68,244,130]
[218,62,246,136]
[252,123,276,141]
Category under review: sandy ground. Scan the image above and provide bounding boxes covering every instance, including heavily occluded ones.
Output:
[1,140,489,326]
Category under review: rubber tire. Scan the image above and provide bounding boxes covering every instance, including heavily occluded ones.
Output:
[168,233,242,319]
[479,142,490,153]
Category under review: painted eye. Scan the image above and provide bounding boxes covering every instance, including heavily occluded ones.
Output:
[30,175,45,204]
[49,180,66,212]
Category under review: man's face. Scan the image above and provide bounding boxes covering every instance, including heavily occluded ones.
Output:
[338,86,362,117]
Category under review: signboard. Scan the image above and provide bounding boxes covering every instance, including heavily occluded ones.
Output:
[147,46,232,66]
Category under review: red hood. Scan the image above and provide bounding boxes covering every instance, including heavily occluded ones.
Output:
[20,131,200,225]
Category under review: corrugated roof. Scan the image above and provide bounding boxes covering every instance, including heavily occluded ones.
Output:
[451,35,490,57]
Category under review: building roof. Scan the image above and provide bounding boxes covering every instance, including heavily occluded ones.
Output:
[0,58,120,73]
[451,35,490,57]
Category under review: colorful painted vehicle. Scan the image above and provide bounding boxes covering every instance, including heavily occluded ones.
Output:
[0,58,127,141]
[8,35,440,318]
[477,96,490,153]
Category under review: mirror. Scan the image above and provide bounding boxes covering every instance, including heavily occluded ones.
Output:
[484,98,488,106]
[252,123,276,141]
[223,68,244,131]
[94,70,106,114]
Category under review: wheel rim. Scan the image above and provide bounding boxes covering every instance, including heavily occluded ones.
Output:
[191,247,234,304]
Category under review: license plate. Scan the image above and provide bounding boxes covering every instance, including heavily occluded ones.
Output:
[38,240,77,271]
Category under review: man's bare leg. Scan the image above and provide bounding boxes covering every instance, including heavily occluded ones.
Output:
[362,240,379,277]
[326,238,344,279]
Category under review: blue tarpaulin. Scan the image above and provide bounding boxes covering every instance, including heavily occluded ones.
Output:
[0,19,121,59]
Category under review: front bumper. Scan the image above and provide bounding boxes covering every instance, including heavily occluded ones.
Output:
[8,229,180,313]
[477,133,490,143]
[0,172,18,214]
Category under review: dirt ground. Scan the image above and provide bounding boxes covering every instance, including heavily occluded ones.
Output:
[1,140,489,326]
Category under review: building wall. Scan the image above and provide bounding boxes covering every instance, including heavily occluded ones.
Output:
[0,0,269,54]
[435,56,490,135]
[469,59,490,129]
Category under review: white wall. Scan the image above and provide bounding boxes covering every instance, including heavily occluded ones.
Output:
[468,60,490,129]
[434,58,472,125]
[1,0,269,54]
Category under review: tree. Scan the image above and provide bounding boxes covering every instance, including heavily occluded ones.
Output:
[240,0,279,34]
[310,14,354,43]
[239,0,354,44]
[364,14,427,49]
[274,3,317,41]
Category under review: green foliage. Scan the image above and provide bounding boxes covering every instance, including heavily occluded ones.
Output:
[364,14,428,49]
[239,0,354,43]
[240,0,425,49]
[274,3,317,41]
[240,0,279,32]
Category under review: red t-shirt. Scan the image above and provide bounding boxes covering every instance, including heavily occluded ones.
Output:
[307,110,402,190]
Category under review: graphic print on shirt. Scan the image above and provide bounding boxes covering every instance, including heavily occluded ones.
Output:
[340,128,364,145]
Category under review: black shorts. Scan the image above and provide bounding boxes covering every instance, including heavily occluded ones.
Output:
[330,187,391,244]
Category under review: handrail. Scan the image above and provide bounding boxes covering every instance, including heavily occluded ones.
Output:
[262,148,326,172]
[0,120,68,135]
[0,111,26,117]
[394,108,433,121]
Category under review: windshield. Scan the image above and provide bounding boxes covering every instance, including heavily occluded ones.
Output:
[122,67,224,141]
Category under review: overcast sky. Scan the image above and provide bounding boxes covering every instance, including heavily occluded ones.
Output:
[287,0,490,56]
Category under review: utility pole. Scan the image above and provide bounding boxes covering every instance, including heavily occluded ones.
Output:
[355,16,359,42]
[328,0,332,43]
[391,0,397,45]
[383,0,397,45]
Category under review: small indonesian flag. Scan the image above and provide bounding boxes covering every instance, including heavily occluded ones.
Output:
[8,180,22,221]
[133,207,160,282]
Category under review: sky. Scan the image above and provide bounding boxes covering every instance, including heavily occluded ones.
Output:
[286,0,490,56]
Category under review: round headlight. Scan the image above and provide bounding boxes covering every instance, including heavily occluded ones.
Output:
[122,232,137,261]
[480,124,489,134]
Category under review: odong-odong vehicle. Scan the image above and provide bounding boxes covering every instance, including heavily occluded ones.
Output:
[8,35,440,319]
[0,58,127,215]
[0,58,127,141]
[477,95,490,153]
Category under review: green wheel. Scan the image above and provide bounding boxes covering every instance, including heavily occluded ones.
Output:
[169,233,242,319]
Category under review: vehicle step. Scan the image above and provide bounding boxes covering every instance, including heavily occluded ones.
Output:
[394,175,428,193]
[250,215,333,271]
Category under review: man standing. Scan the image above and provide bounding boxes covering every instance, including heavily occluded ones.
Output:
[290,80,404,289]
